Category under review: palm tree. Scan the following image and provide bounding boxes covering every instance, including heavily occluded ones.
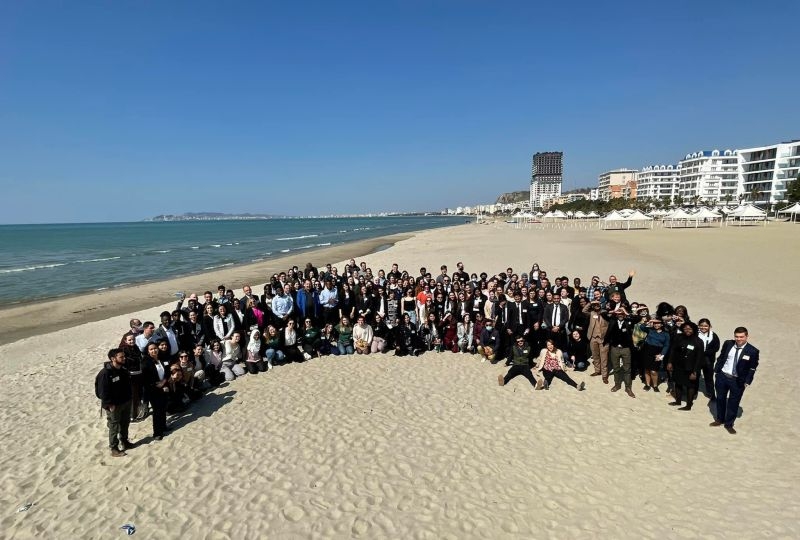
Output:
[749,187,760,205]
[723,193,733,207]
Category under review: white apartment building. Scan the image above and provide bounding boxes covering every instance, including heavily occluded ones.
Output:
[678,150,739,204]
[738,140,800,208]
[636,164,680,203]
[597,169,637,200]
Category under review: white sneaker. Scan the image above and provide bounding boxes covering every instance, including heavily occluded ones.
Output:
[267,360,273,371]
[481,358,486,363]
[303,352,311,360]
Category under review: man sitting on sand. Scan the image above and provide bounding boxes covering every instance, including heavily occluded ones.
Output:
[498,336,537,390]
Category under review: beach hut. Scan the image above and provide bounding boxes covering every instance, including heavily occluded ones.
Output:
[573,210,587,219]
[692,207,723,227]
[778,202,800,222]
[599,210,629,230]
[663,208,697,228]
[619,210,654,230]
[726,204,767,226]
[551,209,567,219]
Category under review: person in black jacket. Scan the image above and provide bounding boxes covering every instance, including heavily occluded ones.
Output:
[142,342,171,441]
[603,307,637,398]
[667,322,705,410]
[696,318,721,401]
[96,348,134,457]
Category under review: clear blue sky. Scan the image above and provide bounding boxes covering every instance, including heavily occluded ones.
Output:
[1,0,797,223]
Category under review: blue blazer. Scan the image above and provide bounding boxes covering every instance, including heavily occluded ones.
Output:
[714,340,759,385]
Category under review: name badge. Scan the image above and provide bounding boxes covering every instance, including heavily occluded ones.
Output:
[522,309,527,313]
[621,328,627,332]
[742,355,750,360]
[593,315,599,319]
[112,376,120,382]
[687,344,695,350]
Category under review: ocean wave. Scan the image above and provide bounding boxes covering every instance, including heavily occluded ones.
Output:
[113,282,130,288]
[191,246,200,249]
[277,234,318,241]
[280,249,290,253]
[316,242,331,247]
[211,244,221,248]
[0,262,68,274]
[95,287,109,291]
[153,250,171,254]
[203,263,235,270]
[76,256,122,263]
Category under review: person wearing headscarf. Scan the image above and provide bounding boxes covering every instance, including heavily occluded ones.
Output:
[245,329,267,374]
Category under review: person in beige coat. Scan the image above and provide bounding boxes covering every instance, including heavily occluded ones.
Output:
[583,300,610,383]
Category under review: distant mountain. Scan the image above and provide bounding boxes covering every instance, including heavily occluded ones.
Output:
[146,212,284,222]
[495,191,529,204]
[494,187,592,205]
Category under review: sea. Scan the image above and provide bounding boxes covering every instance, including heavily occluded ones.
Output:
[0,216,465,304]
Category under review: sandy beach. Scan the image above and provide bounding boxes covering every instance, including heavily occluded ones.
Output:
[1,222,798,539]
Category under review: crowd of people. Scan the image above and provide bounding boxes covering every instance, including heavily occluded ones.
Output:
[96,258,760,457]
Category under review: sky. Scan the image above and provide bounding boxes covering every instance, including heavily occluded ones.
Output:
[1,0,798,223]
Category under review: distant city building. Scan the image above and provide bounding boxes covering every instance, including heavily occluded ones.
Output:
[597,169,637,200]
[636,165,680,203]
[737,140,800,208]
[530,151,563,209]
[678,150,739,204]
[589,188,600,201]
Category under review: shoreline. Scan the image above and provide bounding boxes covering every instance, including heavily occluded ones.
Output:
[0,230,431,346]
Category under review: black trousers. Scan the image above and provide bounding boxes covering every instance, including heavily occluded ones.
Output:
[503,364,537,387]
[150,391,168,437]
[543,369,578,388]
[246,360,267,374]
[323,308,339,326]
[700,362,715,399]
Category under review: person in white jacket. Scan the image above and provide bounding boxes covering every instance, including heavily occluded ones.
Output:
[213,304,235,341]
[457,314,474,353]
[535,339,585,391]
[353,315,374,355]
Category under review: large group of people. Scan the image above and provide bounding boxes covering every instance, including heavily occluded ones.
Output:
[96,258,760,457]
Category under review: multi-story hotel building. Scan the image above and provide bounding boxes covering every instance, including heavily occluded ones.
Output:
[678,150,739,204]
[737,140,800,208]
[530,152,563,209]
[636,164,680,203]
[597,169,637,200]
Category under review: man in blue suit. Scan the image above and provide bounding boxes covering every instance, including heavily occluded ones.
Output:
[710,327,759,434]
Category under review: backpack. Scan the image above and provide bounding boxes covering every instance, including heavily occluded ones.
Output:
[94,365,110,400]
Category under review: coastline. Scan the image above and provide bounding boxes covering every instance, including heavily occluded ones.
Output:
[0,230,428,346]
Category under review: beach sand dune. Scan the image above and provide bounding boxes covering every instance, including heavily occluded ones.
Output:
[1,223,797,538]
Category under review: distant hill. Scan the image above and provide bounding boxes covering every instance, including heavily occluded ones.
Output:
[495,191,529,204]
[494,187,593,205]
[147,212,284,221]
